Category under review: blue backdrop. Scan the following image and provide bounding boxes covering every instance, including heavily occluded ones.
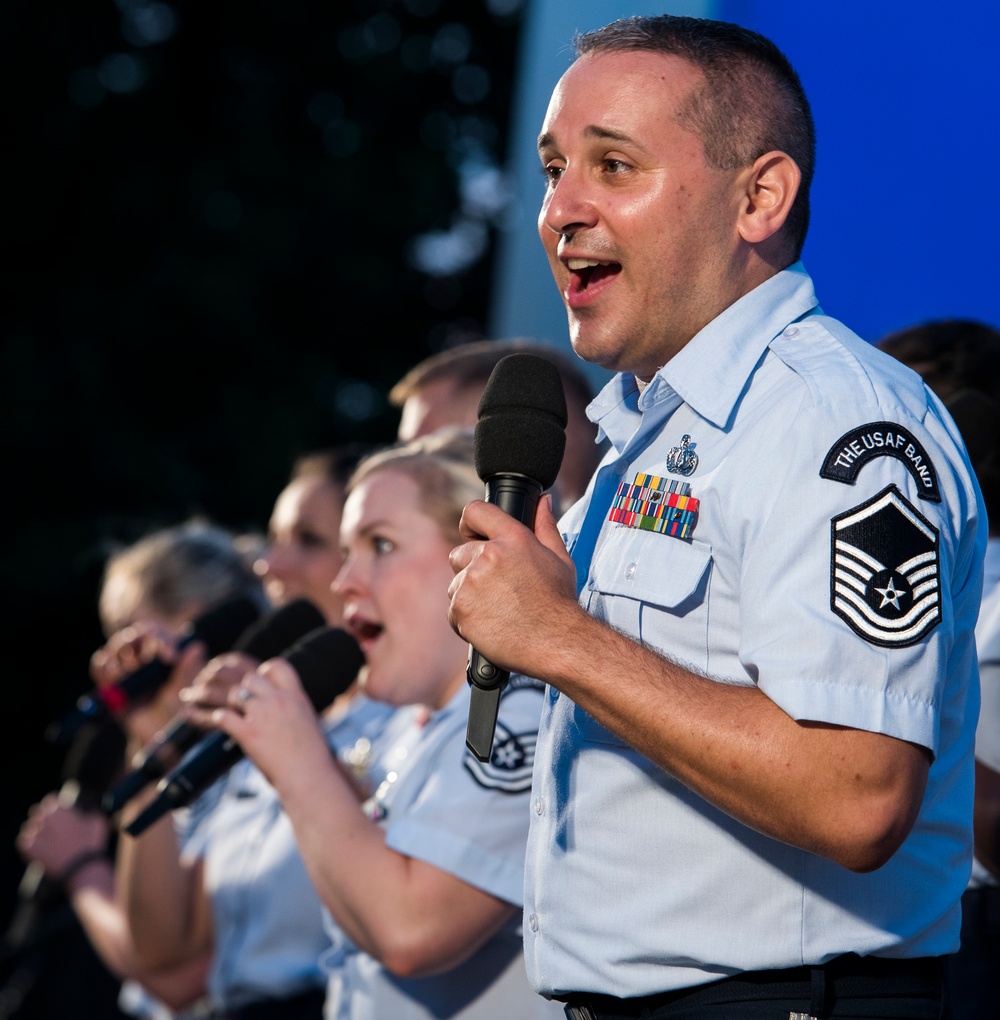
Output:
[489,0,1000,393]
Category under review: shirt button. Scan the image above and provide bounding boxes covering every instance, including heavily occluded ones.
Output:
[528,912,539,932]
[625,562,637,580]
[784,325,800,338]
[534,797,544,815]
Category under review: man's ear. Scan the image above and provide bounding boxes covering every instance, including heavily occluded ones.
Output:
[737,151,801,244]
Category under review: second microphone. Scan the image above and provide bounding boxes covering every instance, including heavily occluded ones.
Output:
[124,625,365,837]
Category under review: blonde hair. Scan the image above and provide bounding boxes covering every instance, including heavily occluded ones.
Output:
[347,428,481,545]
[99,519,265,635]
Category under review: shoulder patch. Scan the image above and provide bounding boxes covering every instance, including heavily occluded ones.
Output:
[820,422,940,502]
[463,718,536,793]
[830,484,941,647]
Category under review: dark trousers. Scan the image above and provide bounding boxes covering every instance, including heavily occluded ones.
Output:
[561,954,947,1019]
[945,885,1000,1020]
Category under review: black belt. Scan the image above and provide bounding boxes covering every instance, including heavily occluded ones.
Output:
[560,954,944,1019]
[216,986,325,1020]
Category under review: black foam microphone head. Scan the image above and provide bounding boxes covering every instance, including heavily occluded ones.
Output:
[188,596,263,659]
[474,353,568,488]
[283,626,366,710]
[122,626,365,837]
[233,598,327,661]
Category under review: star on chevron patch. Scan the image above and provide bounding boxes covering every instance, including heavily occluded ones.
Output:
[830,484,941,647]
[463,718,536,793]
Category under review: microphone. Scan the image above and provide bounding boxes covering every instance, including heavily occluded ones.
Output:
[4,719,126,955]
[46,595,262,746]
[102,597,327,814]
[124,625,364,837]
[464,352,567,762]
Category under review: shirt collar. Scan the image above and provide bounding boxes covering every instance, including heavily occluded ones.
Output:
[588,263,820,435]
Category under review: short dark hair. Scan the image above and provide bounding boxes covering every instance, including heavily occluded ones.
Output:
[574,15,815,262]
[389,337,595,414]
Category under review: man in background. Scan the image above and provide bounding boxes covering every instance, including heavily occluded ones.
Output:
[390,337,605,512]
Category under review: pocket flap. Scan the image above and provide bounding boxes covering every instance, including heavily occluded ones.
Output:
[586,526,712,609]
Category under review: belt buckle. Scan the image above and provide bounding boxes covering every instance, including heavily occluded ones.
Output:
[564,1005,597,1020]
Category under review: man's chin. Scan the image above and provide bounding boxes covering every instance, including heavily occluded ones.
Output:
[569,327,629,374]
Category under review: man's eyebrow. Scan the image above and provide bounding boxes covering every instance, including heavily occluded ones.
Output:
[538,124,643,152]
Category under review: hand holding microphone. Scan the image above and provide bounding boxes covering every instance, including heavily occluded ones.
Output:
[46,595,262,746]
[457,353,567,762]
[124,626,364,837]
[102,598,326,814]
[7,720,124,953]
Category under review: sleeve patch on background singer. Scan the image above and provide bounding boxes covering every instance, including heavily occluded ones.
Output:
[463,721,536,793]
[830,485,940,647]
[820,422,941,502]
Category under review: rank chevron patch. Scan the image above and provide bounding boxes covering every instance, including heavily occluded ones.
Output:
[830,485,941,647]
[463,718,536,793]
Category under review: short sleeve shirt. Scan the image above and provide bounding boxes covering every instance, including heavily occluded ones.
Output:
[187,695,398,1010]
[522,264,987,998]
[322,681,564,1020]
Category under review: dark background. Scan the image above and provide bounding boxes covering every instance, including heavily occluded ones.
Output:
[1,0,526,1001]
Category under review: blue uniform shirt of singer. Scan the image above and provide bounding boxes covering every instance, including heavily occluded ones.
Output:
[521,263,987,1000]
[181,695,398,1012]
[322,680,564,1020]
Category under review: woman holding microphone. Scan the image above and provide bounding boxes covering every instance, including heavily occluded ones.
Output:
[176,429,562,1020]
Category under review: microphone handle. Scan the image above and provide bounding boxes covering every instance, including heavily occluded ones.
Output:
[124,732,242,837]
[2,863,63,954]
[125,625,364,838]
[102,718,203,815]
[465,474,542,762]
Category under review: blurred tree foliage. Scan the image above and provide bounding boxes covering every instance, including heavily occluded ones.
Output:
[0,0,526,977]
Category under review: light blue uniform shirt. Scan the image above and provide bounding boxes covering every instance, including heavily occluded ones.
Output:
[183,695,399,1011]
[523,264,987,999]
[322,681,563,1020]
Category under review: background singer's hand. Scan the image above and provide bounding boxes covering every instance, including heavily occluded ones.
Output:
[91,621,208,745]
[17,795,109,879]
[90,620,178,688]
[196,659,331,795]
[178,652,260,717]
[447,494,579,678]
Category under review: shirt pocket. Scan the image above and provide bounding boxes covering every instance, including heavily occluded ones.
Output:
[573,527,713,745]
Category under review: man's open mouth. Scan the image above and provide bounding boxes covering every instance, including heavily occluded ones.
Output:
[566,257,621,288]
